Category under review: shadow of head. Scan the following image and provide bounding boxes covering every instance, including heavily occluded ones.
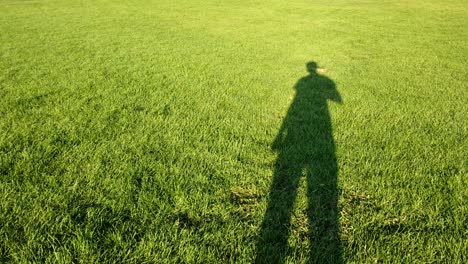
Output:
[306,61,318,73]
[297,61,342,103]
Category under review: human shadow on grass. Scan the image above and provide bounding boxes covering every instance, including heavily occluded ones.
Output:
[256,62,342,263]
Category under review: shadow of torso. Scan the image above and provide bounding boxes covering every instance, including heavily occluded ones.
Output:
[273,72,341,162]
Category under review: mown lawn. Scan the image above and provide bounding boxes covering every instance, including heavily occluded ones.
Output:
[0,0,466,263]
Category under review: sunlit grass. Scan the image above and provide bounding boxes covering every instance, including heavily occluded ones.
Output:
[0,0,466,262]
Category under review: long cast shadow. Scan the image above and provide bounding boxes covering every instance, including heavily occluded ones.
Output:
[256,62,342,263]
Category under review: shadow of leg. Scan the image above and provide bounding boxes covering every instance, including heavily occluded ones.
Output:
[308,152,342,264]
[256,157,302,264]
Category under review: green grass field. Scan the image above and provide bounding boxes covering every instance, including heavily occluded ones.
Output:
[1,0,467,262]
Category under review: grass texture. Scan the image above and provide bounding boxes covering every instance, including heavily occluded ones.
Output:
[0,0,467,263]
